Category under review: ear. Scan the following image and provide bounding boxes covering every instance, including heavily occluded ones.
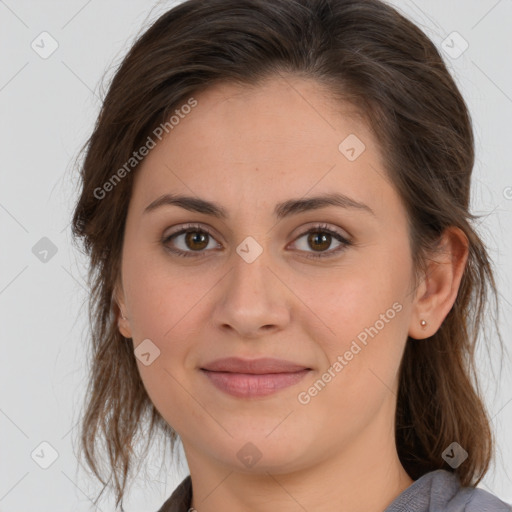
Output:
[408,227,469,340]
[114,276,133,339]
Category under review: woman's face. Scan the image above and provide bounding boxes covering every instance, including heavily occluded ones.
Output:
[116,76,420,474]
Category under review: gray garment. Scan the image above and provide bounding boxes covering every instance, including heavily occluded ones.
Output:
[157,469,511,512]
[384,470,511,512]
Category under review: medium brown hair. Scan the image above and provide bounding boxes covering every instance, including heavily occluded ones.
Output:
[70,0,504,507]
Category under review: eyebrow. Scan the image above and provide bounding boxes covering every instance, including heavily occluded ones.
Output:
[143,192,375,219]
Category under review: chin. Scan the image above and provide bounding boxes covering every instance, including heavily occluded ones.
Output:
[199,428,315,474]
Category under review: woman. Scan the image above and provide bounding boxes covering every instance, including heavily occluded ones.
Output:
[71,0,511,510]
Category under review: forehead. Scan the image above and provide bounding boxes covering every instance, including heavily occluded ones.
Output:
[164,77,371,165]
[130,75,398,221]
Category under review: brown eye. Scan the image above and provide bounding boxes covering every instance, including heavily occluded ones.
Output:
[184,231,209,251]
[292,224,352,260]
[307,231,332,252]
[162,225,220,258]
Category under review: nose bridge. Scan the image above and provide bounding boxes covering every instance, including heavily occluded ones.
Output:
[212,236,290,337]
[229,236,276,308]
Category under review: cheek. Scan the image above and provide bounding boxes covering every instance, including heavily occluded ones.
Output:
[290,247,411,405]
[122,240,205,341]
[123,261,207,429]
[291,254,409,351]
[294,272,408,435]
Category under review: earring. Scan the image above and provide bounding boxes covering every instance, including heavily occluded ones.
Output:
[420,319,427,328]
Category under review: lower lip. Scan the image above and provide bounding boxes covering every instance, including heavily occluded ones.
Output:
[201,369,311,398]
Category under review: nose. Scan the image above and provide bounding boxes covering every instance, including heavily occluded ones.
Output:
[211,245,292,339]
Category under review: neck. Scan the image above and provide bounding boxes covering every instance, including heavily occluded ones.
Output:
[183,416,414,512]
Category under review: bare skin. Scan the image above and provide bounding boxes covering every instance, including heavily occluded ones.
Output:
[115,74,468,512]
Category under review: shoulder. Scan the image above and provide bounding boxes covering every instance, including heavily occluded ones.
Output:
[385,470,511,512]
[431,470,510,512]
[464,486,512,512]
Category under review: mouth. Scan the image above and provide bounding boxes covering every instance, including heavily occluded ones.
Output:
[200,357,312,398]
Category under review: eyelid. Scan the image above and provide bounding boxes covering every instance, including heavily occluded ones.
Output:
[287,223,352,259]
[162,222,219,241]
[161,223,221,255]
[290,221,350,243]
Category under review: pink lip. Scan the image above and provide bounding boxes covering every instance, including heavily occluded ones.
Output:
[200,357,312,398]
[201,369,311,398]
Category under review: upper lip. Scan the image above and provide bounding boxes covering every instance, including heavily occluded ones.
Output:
[200,357,310,374]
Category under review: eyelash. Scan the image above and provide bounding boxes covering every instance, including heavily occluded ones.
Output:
[161,223,352,260]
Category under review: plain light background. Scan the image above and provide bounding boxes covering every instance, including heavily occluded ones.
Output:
[1,0,511,510]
